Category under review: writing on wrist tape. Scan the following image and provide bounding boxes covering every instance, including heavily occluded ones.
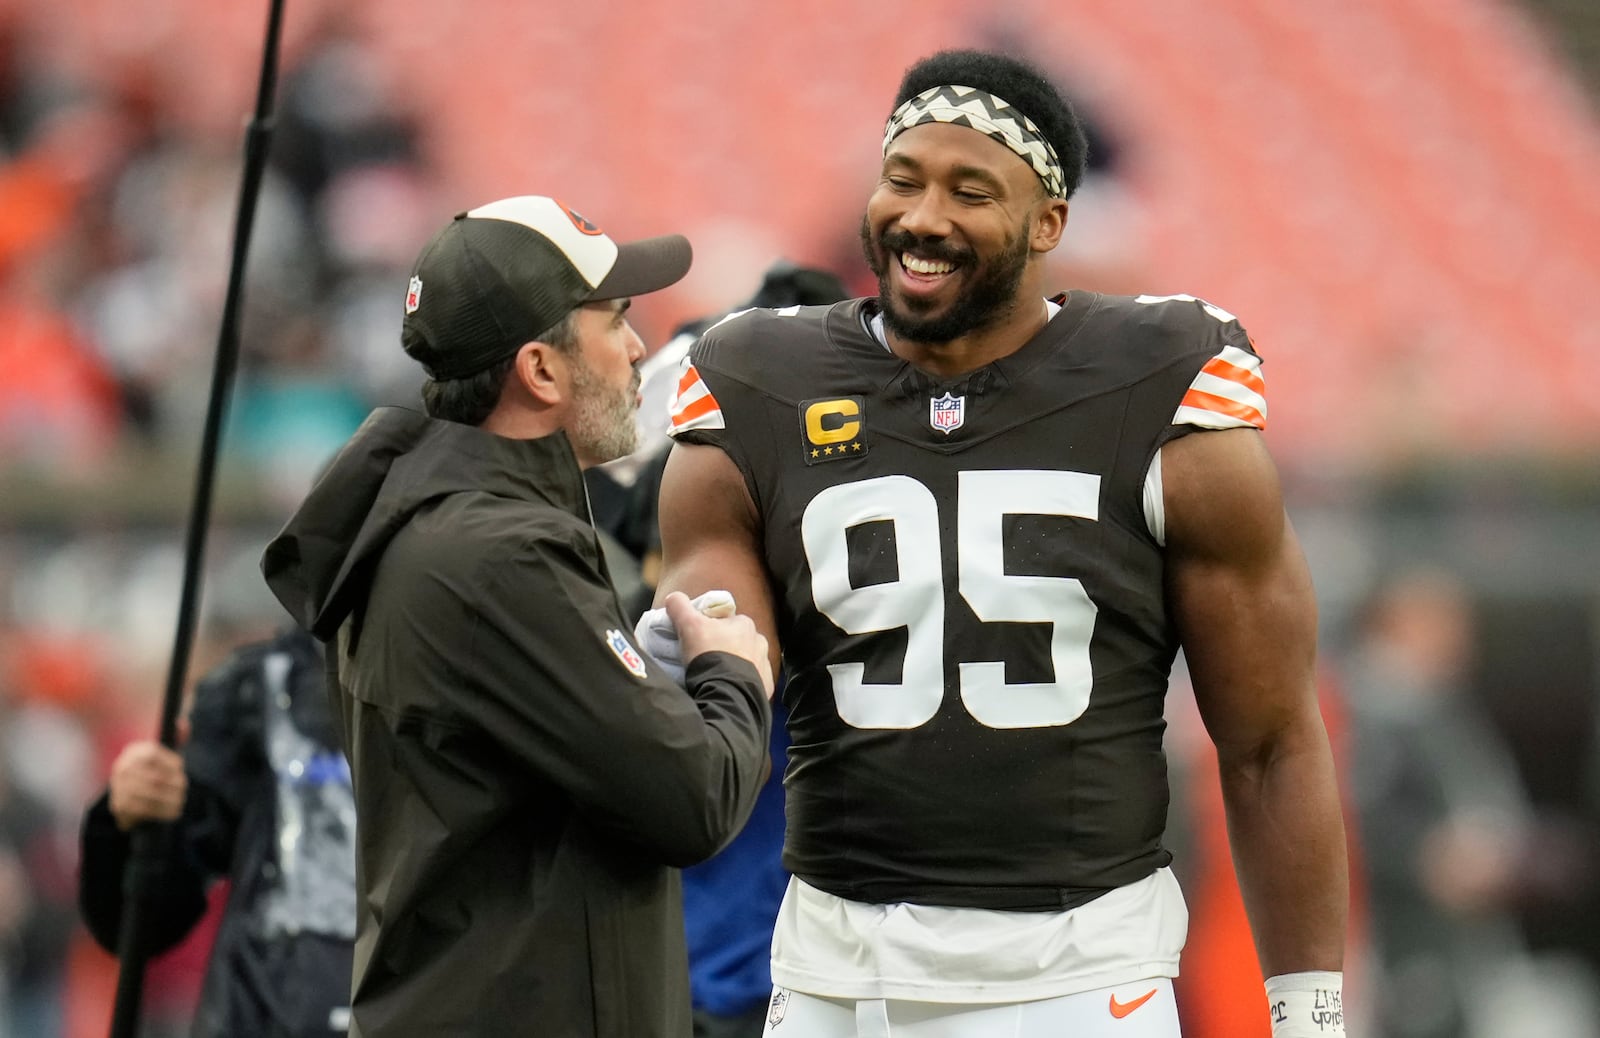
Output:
[1266,971,1344,1037]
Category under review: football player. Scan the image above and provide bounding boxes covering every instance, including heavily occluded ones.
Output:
[651,49,1348,1038]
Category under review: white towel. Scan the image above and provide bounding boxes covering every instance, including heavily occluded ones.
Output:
[632,589,737,686]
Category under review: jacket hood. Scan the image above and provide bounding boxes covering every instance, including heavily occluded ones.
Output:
[261,407,585,640]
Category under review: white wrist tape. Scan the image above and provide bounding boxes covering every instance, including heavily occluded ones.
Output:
[1266,971,1344,1037]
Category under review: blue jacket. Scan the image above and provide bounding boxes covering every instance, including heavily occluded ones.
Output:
[684,700,790,1015]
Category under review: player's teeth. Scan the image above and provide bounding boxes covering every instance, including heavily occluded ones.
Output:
[902,254,954,275]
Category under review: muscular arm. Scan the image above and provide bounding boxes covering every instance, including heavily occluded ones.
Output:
[1163,428,1348,977]
[654,441,781,675]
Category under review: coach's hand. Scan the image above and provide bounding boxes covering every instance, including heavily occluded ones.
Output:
[664,591,774,699]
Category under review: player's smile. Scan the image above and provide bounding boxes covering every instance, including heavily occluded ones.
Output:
[899,251,959,283]
[874,222,977,311]
[890,242,968,307]
[895,251,958,296]
[891,268,956,324]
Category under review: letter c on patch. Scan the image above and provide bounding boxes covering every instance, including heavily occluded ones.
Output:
[805,399,861,445]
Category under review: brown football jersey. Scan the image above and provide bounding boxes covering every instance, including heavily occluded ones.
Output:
[670,292,1266,910]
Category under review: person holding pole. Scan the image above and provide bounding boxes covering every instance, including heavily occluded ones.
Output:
[79,626,356,1037]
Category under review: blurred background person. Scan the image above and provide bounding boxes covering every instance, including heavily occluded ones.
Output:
[76,624,354,1038]
[0,760,75,1038]
[1165,655,1372,1037]
[1343,567,1596,1038]
[0,617,98,1038]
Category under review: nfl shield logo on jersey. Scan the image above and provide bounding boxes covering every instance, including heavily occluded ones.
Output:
[929,391,965,435]
[768,988,790,1026]
[604,629,648,679]
[405,276,423,314]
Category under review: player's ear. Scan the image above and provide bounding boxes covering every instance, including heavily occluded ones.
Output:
[1031,198,1069,253]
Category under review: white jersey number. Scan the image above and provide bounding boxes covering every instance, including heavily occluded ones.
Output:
[800,471,1100,731]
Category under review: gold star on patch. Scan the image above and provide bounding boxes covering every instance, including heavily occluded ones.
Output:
[851,442,862,451]
[823,446,834,455]
[810,449,819,458]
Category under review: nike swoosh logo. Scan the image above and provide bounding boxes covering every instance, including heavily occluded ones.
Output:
[1109,988,1159,1019]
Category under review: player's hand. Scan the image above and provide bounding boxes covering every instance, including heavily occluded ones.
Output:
[664,591,775,699]
[107,740,187,832]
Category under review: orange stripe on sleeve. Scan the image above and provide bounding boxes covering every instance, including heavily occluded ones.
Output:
[671,392,721,427]
[1200,356,1266,397]
[1181,388,1265,429]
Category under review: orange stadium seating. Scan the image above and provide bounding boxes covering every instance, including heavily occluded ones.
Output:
[33,0,1600,464]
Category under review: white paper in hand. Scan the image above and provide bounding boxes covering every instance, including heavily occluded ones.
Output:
[632,590,737,687]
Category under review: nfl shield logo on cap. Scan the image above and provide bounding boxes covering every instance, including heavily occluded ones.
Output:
[929,392,965,435]
[405,276,423,314]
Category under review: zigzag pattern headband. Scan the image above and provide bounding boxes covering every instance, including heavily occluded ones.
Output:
[882,85,1066,199]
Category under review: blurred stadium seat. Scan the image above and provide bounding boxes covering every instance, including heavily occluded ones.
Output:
[35,0,1597,460]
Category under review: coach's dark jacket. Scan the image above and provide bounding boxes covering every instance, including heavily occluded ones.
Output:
[261,408,771,1038]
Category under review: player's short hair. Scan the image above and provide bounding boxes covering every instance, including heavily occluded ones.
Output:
[891,49,1089,200]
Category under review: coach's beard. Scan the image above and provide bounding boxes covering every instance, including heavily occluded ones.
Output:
[569,363,640,465]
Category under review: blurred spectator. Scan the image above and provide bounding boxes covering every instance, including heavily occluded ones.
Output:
[268,12,421,213]
[0,286,123,473]
[12,14,436,479]
[0,764,75,1038]
[1165,654,1372,1038]
[77,625,355,1038]
[264,8,439,419]
[0,89,131,475]
[0,627,87,1038]
[1343,567,1596,1037]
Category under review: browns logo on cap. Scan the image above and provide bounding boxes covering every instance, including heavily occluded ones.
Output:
[555,199,604,236]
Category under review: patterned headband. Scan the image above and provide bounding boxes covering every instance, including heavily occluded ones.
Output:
[882,85,1066,199]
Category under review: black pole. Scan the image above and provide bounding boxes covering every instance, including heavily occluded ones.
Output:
[108,1,288,1035]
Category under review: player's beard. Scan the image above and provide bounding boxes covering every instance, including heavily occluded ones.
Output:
[860,214,1032,344]
[568,356,640,465]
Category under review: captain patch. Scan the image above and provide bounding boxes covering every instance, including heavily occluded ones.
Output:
[800,396,869,465]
